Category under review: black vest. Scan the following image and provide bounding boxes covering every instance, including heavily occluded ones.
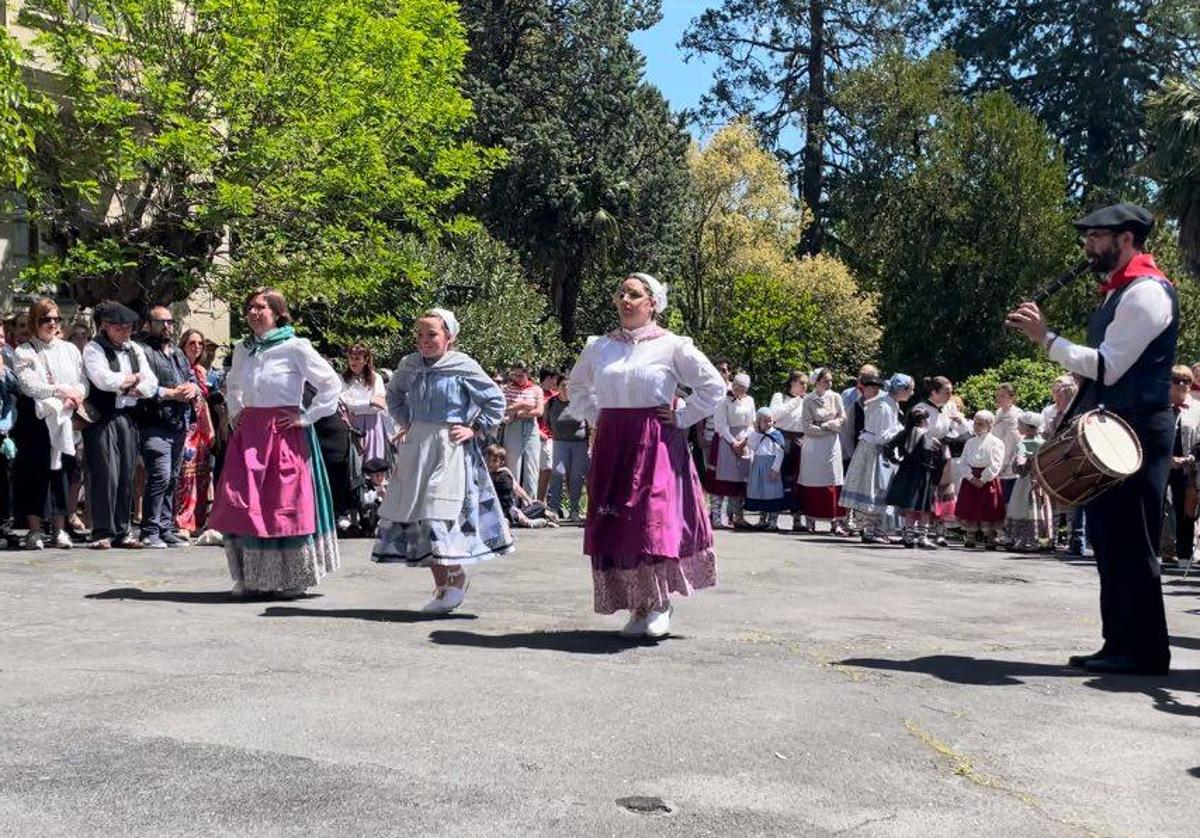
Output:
[135,335,194,431]
[1085,276,1179,415]
[85,341,141,419]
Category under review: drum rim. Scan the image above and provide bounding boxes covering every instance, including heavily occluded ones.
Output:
[1074,410,1143,478]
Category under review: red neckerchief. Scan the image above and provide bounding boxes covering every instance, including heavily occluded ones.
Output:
[1098,252,1169,296]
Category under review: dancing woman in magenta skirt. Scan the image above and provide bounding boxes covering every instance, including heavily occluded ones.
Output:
[566,273,726,639]
[209,288,342,598]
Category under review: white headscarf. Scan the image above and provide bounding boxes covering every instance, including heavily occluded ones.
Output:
[628,272,668,312]
[732,372,751,389]
[426,308,460,339]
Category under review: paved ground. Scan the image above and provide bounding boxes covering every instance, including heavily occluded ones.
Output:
[0,525,1198,836]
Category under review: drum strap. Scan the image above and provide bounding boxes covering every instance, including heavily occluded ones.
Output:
[1095,353,1106,405]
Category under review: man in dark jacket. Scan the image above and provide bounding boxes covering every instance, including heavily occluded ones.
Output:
[135,306,198,548]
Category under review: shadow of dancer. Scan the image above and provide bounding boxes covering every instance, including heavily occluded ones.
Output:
[428,629,664,655]
[85,587,319,604]
[260,606,477,623]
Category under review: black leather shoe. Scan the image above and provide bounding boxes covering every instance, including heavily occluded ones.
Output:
[1083,656,1169,677]
[1068,649,1108,668]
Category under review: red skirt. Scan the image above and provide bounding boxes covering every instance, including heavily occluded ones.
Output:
[800,485,843,520]
[954,479,1006,523]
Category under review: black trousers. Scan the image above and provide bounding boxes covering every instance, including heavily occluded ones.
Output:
[1085,407,1172,667]
[1166,469,1195,560]
[85,413,139,541]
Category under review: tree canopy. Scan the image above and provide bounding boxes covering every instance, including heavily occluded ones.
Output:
[12,0,497,314]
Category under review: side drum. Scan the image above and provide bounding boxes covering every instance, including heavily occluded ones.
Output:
[1031,409,1142,508]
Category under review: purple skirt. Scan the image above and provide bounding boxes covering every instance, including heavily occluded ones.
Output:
[350,411,389,464]
[585,408,717,614]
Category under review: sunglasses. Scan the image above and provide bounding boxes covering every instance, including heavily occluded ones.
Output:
[152,318,175,325]
[1172,378,1192,386]
[39,316,63,325]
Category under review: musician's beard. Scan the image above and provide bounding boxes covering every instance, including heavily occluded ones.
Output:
[1087,241,1121,274]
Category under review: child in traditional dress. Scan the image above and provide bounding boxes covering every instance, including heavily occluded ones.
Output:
[1005,412,1051,552]
[744,407,787,529]
[883,404,946,549]
[955,410,1007,548]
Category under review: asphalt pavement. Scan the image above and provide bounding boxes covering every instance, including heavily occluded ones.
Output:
[1,525,1198,836]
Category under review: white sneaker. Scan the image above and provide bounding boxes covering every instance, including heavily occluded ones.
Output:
[620,611,648,638]
[336,516,352,532]
[24,533,44,550]
[54,529,72,549]
[644,606,673,639]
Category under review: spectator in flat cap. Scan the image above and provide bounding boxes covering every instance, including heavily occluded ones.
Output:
[83,301,158,549]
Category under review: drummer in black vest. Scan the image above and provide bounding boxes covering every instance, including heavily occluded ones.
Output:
[1007,203,1176,676]
[135,306,200,548]
[82,302,158,550]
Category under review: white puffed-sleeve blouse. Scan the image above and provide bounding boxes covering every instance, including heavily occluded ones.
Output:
[567,328,725,429]
[341,374,386,415]
[225,337,341,423]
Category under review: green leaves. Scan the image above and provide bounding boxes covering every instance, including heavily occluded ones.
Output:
[13,0,497,308]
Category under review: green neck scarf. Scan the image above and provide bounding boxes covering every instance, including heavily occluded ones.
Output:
[244,324,295,356]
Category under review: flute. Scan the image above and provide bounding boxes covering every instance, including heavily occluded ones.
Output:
[1031,259,1091,305]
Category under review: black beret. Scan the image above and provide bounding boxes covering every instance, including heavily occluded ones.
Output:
[1072,202,1154,235]
[93,301,140,326]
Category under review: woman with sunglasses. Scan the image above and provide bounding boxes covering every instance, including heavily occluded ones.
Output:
[175,329,215,538]
[12,298,88,550]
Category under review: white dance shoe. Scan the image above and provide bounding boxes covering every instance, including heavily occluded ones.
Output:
[620,611,648,637]
[644,606,673,639]
[422,579,468,614]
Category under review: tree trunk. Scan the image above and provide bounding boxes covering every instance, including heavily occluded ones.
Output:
[800,0,826,255]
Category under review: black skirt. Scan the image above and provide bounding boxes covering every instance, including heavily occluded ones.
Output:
[12,395,73,519]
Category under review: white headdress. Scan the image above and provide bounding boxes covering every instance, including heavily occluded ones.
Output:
[628,272,668,312]
[426,308,460,338]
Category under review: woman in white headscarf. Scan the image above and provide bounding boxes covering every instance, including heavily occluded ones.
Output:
[371,308,512,613]
[568,272,725,639]
[705,371,756,528]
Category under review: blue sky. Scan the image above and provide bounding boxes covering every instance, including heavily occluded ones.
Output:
[630,1,716,118]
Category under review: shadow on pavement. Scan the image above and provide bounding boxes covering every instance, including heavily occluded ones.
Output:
[428,629,660,654]
[839,654,1080,686]
[85,587,319,604]
[840,654,1200,718]
[260,606,476,623]
[1188,767,1200,779]
[1170,635,1200,650]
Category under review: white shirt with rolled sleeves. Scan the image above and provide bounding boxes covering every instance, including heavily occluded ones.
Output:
[224,338,341,425]
[566,331,726,428]
[1046,279,1174,385]
[82,340,158,409]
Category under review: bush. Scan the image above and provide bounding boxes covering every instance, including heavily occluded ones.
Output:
[957,356,1063,415]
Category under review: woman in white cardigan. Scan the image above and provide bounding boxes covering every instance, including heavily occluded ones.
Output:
[798,367,848,535]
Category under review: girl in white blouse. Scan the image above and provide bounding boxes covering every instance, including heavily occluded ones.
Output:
[954,410,1008,548]
[209,288,343,598]
[568,272,725,639]
[707,372,756,528]
[769,369,809,532]
[340,344,390,465]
